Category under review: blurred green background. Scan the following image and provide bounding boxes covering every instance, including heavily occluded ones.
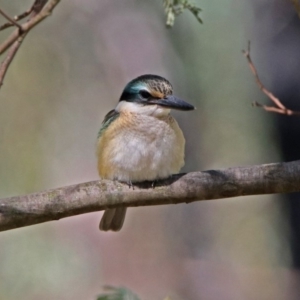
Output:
[0,0,293,299]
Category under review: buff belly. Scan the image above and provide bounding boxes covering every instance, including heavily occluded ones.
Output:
[97,113,185,182]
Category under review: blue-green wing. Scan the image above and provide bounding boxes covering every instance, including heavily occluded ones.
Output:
[98,109,120,138]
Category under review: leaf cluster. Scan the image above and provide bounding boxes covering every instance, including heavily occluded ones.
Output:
[163,0,202,27]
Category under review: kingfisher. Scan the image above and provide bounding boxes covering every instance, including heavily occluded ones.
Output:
[97,74,195,231]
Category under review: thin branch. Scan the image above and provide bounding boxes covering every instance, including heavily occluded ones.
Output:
[0,0,48,31]
[0,0,60,89]
[243,42,300,116]
[0,34,26,87]
[1,160,300,232]
[28,0,49,18]
[0,8,23,31]
[0,0,60,55]
[0,8,32,31]
[252,101,296,115]
[0,22,13,31]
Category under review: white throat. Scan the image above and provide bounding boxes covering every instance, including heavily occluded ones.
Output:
[115,101,171,117]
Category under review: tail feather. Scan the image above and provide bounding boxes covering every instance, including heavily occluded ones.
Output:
[99,208,127,231]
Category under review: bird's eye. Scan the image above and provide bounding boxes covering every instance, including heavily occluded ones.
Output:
[139,90,151,99]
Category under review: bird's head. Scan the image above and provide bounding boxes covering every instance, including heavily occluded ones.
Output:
[116,74,195,116]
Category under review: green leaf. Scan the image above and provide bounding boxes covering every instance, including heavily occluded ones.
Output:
[163,0,203,27]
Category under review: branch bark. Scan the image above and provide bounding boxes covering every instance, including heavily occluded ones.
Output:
[1,160,300,232]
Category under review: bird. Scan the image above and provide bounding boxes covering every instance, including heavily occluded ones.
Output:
[97,74,195,231]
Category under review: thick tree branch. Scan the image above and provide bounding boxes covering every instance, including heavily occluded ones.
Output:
[1,160,300,232]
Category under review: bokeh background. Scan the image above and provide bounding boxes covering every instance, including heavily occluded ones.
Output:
[0,0,299,299]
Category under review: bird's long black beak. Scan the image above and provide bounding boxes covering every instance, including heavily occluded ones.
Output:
[148,95,195,111]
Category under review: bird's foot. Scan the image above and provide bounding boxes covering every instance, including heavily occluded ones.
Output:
[151,180,157,189]
[127,180,134,190]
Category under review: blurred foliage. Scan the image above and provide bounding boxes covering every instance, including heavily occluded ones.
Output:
[97,286,172,300]
[163,0,202,27]
[291,0,300,18]
[97,286,141,300]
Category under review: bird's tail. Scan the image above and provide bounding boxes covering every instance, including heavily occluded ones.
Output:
[99,208,127,231]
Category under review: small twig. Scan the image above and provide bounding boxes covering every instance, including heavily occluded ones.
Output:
[0,34,26,87]
[15,8,34,21]
[0,22,13,31]
[0,0,48,31]
[0,7,33,31]
[243,42,300,116]
[0,8,23,31]
[252,102,300,116]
